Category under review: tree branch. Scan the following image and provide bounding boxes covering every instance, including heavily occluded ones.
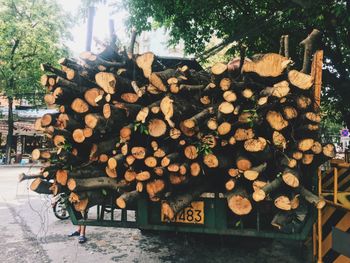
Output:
[299,29,320,73]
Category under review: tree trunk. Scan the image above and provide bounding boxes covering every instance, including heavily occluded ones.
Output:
[5,96,14,164]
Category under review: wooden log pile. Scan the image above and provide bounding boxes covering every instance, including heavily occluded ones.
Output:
[29,31,335,231]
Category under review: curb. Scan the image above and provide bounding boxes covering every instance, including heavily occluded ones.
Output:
[0,164,42,168]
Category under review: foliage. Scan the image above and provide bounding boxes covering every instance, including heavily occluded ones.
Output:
[83,0,349,131]
[0,0,72,104]
[133,121,149,135]
[195,141,213,156]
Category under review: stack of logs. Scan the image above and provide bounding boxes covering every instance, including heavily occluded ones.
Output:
[28,31,335,231]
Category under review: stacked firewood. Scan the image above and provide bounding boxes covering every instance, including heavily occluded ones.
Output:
[28,32,335,230]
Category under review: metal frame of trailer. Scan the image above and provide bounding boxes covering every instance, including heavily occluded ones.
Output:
[67,193,316,240]
[66,165,318,240]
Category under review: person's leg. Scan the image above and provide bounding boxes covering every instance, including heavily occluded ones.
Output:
[78,226,87,243]
[80,225,86,236]
[68,225,81,237]
[78,211,87,243]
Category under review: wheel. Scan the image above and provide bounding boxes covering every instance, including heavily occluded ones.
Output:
[53,200,70,220]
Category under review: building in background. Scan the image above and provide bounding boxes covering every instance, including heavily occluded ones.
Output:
[135,28,187,58]
[0,95,55,163]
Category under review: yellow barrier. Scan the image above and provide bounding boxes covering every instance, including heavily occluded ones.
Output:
[314,161,350,263]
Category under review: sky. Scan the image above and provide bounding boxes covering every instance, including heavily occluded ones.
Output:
[57,0,129,54]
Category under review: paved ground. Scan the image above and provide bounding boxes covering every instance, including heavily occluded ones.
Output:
[0,166,312,263]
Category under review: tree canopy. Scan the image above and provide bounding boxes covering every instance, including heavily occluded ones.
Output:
[0,0,72,103]
[84,0,349,132]
[0,0,72,162]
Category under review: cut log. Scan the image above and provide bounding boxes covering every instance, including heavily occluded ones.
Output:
[288,70,313,90]
[303,112,321,123]
[18,173,43,182]
[72,129,85,143]
[292,151,303,160]
[217,122,231,136]
[169,173,187,185]
[30,178,52,194]
[283,106,298,120]
[136,52,154,78]
[105,167,117,178]
[234,128,255,141]
[149,70,175,92]
[116,191,140,209]
[219,78,231,91]
[154,167,165,176]
[126,155,136,166]
[242,88,254,99]
[260,81,290,98]
[223,90,237,102]
[296,95,312,109]
[272,131,287,149]
[282,168,300,188]
[244,137,267,152]
[266,111,288,131]
[136,171,151,181]
[148,119,167,137]
[242,53,291,77]
[57,114,82,131]
[253,177,283,202]
[183,107,214,129]
[67,177,126,191]
[252,180,267,192]
[298,186,325,209]
[131,146,147,160]
[144,156,158,168]
[274,195,292,211]
[31,149,53,161]
[236,155,252,171]
[161,182,208,220]
[56,170,68,185]
[302,153,314,165]
[71,98,89,114]
[124,169,137,182]
[211,62,227,75]
[184,145,198,160]
[225,179,236,191]
[146,179,165,199]
[108,154,124,169]
[95,72,116,94]
[161,153,180,167]
[41,113,59,127]
[228,168,240,177]
[218,102,234,114]
[227,186,252,215]
[298,138,314,152]
[190,162,201,176]
[281,157,297,168]
[322,143,335,158]
[203,154,219,168]
[84,88,104,107]
[243,162,267,181]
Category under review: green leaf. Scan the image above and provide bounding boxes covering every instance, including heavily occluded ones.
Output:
[102,189,107,196]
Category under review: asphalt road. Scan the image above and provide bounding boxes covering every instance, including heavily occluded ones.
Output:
[0,166,312,263]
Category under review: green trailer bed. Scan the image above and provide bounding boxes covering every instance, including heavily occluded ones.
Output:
[67,192,316,240]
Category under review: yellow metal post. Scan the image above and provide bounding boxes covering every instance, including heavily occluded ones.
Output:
[313,224,317,260]
[312,49,324,263]
[334,168,338,204]
[317,168,323,263]
[311,50,323,109]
